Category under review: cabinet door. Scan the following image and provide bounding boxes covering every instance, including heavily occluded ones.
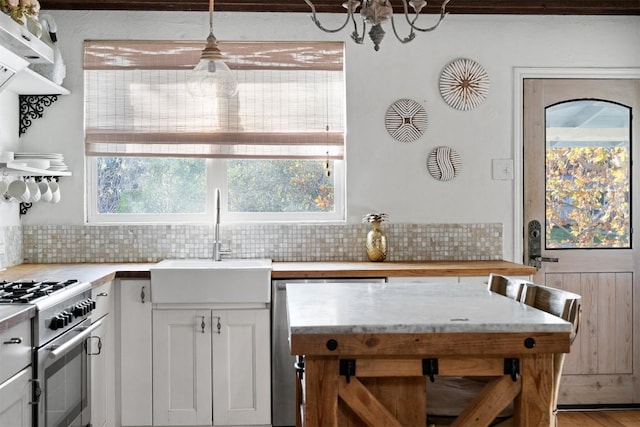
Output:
[119,279,153,426]
[90,315,113,427]
[153,309,212,426]
[212,309,270,426]
[0,367,32,427]
[92,282,114,427]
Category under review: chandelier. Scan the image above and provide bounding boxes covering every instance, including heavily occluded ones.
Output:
[303,0,451,51]
[186,0,238,97]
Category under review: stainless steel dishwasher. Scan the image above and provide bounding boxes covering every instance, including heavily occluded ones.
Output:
[271,277,386,426]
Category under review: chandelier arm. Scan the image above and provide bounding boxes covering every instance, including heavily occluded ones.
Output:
[404,0,451,33]
[304,0,354,33]
[351,16,365,44]
[389,15,415,44]
[391,10,416,44]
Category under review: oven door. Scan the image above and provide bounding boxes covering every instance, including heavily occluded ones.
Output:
[35,318,102,427]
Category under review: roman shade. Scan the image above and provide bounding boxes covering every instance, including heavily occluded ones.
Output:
[84,40,345,160]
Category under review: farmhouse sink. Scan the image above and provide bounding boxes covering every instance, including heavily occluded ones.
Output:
[149,258,272,304]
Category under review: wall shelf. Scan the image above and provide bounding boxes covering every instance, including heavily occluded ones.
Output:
[1,163,71,177]
[9,67,69,95]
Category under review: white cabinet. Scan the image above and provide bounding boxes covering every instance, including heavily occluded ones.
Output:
[0,313,32,427]
[152,308,271,426]
[152,309,212,426]
[91,281,114,427]
[118,279,153,426]
[0,367,32,426]
[212,309,270,426]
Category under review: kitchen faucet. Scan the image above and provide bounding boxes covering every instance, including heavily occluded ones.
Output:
[213,188,222,261]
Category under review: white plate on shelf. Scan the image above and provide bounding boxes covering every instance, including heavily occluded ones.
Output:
[22,159,51,169]
[15,153,64,159]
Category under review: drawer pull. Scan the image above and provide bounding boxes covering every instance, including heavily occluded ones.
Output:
[97,292,108,297]
[3,337,22,344]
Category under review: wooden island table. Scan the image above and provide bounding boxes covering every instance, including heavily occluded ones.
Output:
[287,282,572,427]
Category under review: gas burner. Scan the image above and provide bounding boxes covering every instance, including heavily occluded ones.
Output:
[0,279,79,304]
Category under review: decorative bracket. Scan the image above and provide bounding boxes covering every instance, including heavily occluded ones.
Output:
[19,202,32,216]
[339,359,356,383]
[422,358,439,382]
[19,95,60,136]
[504,358,520,382]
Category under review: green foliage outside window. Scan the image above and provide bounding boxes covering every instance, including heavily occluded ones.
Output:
[97,157,207,214]
[96,157,334,215]
[227,160,334,212]
[546,146,630,249]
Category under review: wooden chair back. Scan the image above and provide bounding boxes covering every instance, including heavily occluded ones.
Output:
[521,283,581,342]
[487,273,532,302]
[521,283,582,420]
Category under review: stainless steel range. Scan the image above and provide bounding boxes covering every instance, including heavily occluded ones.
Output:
[0,279,98,427]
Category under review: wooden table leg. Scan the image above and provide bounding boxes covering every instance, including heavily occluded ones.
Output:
[304,357,339,427]
[513,354,554,427]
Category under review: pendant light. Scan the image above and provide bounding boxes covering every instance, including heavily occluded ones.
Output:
[186,0,238,98]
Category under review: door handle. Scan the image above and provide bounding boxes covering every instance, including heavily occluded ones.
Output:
[534,256,559,263]
[528,220,560,270]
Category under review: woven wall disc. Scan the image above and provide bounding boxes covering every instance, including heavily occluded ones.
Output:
[427,146,462,181]
[439,58,489,111]
[385,98,428,143]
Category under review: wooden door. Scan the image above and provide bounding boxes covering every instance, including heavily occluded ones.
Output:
[212,309,271,426]
[153,309,212,426]
[523,79,640,404]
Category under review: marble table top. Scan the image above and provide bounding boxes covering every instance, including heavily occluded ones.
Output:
[287,282,572,335]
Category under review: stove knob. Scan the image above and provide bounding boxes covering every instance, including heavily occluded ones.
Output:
[63,310,73,320]
[72,304,84,317]
[50,315,65,330]
[89,299,96,311]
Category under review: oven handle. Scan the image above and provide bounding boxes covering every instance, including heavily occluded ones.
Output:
[48,319,103,360]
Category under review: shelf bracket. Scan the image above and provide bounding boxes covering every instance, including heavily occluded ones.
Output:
[422,358,439,382]
[504,358,520,382]
[339,359,356,383]
[19,202,32,216]
[19,95,60,136]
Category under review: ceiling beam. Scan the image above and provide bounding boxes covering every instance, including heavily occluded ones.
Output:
[38,0,640,14]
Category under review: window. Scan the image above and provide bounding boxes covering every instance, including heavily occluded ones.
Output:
[545,99,631,248]
[84,41,345,223]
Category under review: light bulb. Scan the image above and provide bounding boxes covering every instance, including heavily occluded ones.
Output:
[187,57,237,98]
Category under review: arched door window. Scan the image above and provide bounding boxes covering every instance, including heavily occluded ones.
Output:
[545,99,631,249]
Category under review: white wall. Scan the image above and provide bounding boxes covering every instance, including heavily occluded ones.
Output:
[0,89,20,226]
[2,11,640,261]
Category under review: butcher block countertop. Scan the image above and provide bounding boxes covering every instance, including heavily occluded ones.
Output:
[271,260,535,278]
[0,260,534,287]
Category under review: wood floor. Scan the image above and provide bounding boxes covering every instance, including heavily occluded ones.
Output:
[429,411,640,427]
[557,410,640,426]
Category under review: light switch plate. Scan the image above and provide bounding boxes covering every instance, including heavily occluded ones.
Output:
[492,159,514,180]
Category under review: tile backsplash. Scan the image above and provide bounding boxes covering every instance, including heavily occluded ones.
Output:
[0,226,22,268]
[19,223,503,264]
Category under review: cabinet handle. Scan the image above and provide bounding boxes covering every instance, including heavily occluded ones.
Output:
[201,316,206,333]
[86,336,102,356]
[214,316,221,334]
[97,292,108,297]
[3,337,22,344]
[140,286,146,303]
